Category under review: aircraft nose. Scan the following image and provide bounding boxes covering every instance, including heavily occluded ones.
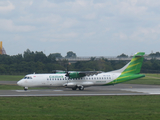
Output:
[17,80,23,86]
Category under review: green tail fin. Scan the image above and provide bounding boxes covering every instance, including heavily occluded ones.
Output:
[107,52,145,85]
[121,52,145,75]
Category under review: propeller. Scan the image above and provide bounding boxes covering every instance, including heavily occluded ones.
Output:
[65,63,70,77]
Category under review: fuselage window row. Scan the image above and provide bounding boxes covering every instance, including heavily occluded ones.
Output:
[47,77,111,80]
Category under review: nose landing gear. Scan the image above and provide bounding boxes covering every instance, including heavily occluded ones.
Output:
[24,87,28,91]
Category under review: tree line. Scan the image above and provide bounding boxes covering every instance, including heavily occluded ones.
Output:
[0,49,160,75]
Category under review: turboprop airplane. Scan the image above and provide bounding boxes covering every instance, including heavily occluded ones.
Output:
[17,52,145,91]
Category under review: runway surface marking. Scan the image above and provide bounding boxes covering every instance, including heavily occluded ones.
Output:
[122,88,160,94]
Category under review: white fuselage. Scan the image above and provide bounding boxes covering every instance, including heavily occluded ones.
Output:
[17,72,121,88]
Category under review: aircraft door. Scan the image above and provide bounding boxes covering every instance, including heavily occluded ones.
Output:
[46,76,52,86]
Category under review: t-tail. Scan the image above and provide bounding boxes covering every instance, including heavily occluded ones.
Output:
[108,52,145,84]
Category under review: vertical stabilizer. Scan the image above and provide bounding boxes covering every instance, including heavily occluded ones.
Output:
[108,52,145,84]
[121,52,145,75]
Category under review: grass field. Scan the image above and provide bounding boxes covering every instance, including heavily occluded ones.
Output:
[125,73,160,85]
[0,84,57,90]
[0,96,160,120]
[0,75,24,81]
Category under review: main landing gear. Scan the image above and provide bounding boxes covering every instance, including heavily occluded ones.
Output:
[72,86,84,91]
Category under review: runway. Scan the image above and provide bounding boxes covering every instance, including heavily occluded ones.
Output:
[0,81,160,96]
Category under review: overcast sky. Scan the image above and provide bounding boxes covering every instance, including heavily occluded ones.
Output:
[0,0,160,57]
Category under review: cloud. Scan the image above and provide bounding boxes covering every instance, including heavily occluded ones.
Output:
[0,1,15,13]
[0,19,36,32]
[37,0,57,8]
[13,34,24,41]
[39,32,78,42]
[84,32,96,37]
[83,13,96,20]
[2,0,160,56]
[114,33,128,40]
[130,26,160,42]
[60,18,79,28]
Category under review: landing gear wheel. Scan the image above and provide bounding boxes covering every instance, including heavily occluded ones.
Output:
[79,86,84,91]
[24,87,28,91]
[72,87,77,90]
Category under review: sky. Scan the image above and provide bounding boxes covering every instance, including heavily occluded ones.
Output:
[0,0,160,57]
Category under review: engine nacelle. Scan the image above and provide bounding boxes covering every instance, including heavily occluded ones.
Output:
[78,82,94,87]
[68,72,86,79]
[63,83,76,88]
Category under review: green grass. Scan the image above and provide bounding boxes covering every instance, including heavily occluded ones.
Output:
[0,96,160,120]
[0,84,57,90]
[0,75,24,81]
[125,73,160,85]
[0,83,64,90]
[0,84,22,90]
[144,73,160,78]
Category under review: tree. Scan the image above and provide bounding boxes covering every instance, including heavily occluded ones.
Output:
[49,53,62,58]
[23,49,35,62]
[34,51,47,63]
[65,51,77,58]
[149,52,160,57]
[47,53,62,63]
[117,53,128,58]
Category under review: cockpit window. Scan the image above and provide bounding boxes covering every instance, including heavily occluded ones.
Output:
[23,77,32,79]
